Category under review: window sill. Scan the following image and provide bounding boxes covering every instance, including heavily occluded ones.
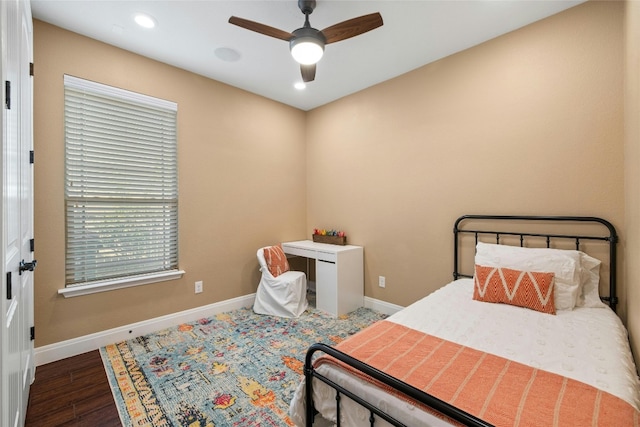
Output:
[58,270,186,298]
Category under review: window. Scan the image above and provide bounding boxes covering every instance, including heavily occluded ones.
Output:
[63,75,180,294]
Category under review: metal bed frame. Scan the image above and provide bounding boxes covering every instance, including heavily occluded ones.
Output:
[303,215,618,427]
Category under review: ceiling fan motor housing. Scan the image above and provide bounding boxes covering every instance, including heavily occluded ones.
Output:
[291,27,326,46]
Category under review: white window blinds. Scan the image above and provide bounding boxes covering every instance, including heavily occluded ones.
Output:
[64,75,178,286]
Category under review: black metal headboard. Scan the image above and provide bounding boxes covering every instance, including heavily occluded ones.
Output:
[453,215,618,312]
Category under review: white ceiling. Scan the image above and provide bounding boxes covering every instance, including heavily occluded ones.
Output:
[30,0,585,111]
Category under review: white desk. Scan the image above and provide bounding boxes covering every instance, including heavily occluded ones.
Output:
[281,240,363,317]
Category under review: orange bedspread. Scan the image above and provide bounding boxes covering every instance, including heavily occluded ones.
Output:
[314,320,639,427]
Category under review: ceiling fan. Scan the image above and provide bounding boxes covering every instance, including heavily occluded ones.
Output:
[229,0,383,83]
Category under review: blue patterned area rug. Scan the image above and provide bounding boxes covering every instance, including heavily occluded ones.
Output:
[100,305,386,426]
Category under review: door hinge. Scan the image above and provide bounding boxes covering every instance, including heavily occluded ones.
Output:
[29,62,34,77]
[6,272,12,300]
[29,150,34,164]
[30,326,35,341]
[30,238,35,252]
[5,80,10,109]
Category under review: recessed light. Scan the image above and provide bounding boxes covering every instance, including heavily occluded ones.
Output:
[134,13,156,29]
[214,47,241,62]
[294,82,306,90]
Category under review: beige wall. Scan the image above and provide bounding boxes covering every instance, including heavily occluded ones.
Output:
[624,0,640,364]
[33,21,307,346]
[306,1,625,308]
[34,2,631,352]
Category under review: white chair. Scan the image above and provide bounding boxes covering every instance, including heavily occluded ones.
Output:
[253,246,308,318]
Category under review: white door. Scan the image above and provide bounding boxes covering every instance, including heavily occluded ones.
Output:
[19,0,35,411]
[1,0,34,426]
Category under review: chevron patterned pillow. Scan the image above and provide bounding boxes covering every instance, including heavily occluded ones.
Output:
[473,264,556,315]
[263,245,290,277]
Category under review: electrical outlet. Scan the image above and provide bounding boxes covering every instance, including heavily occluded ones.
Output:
[378,276,386,288]
[195,280,203,294]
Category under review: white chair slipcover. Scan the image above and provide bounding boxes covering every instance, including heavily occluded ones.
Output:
[253,247,308,318]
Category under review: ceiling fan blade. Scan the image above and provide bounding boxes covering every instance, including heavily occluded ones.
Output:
[228,16,293,41]
[301,64,316,83]
[321,12,383,44]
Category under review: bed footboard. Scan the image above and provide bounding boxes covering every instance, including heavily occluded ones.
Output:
[303,343,493,427]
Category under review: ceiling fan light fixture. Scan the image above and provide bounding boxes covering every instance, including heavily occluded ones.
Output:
[290,37,324,65]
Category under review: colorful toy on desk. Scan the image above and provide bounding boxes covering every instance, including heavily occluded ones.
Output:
[313,228,346,237]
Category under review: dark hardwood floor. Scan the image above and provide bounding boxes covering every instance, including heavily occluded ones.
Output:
[25,350,121,426]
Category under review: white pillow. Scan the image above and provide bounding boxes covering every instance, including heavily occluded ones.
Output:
[576,252,606,308]
[475,242,582,310]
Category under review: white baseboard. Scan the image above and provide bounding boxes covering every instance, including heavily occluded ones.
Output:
[34,293,256,366]
[35,294,401,366]
[364,296,404,316]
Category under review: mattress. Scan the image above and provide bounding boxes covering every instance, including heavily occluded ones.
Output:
[289,279,640,426]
